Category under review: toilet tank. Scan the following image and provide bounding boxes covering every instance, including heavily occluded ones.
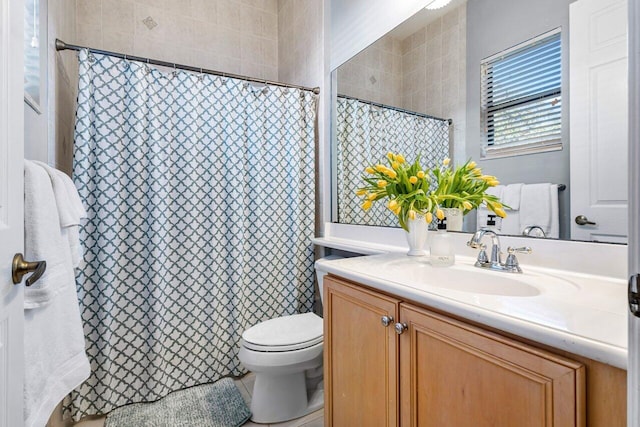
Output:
[315,255,343,304]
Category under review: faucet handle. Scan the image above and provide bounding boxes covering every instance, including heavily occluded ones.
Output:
[504,247,531,273]
[467,239,480,249]
[507,246,532,255]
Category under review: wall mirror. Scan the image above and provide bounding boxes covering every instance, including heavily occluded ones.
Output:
[331,0,628,244]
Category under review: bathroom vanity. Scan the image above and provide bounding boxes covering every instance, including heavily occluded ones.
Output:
[317,254,627,426]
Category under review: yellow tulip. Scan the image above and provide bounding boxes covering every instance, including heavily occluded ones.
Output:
[468,161,477,169]
[495,207,507,218]
[362,200,372,211]
[387,152,395,161]
[409,176,418,184]
[367,193,377,201]
[462,201,473,210]
[488,179,500,186]
[436,209,445,220]
[388,200,398,210]
[375,164,387,173]
[417,170,425,179]
[385,169,397,179]
[392,161,400,170]
[408,210,416,220]
[472,168,482,176]
[425,212,433,223]
[377,180,388,188]
[396,154,406,164]
[394,206,402,215]
[355,189,367,196]
[365,166,375,174]
[443,158,450,166]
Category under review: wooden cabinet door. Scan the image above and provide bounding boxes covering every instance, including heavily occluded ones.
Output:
[324,276,400,427]
[399,303,585,427]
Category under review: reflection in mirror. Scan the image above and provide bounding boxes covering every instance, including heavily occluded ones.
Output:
[335,95,450,226]
[331,0,629,243]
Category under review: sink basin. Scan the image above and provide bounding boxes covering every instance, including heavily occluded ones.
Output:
[373,256,580,297]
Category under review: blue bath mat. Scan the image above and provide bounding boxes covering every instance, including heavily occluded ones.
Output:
[104,378,251,427]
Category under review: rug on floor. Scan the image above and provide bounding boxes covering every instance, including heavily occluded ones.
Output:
[104,378,251,427]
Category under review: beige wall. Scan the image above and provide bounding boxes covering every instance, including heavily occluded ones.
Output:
[401,2,466,162]
[336,33,402,107]
[277,0,323,88]
[51,0,78,173]
[76,0,279,81]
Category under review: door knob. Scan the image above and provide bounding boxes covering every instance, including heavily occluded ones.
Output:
[575,215,596,226]
[12,253,46,286]
[394,322,407,335]
[381,315,394,327]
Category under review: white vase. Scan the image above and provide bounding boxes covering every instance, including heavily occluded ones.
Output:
[405,215,429,256]
[442,207,464,232]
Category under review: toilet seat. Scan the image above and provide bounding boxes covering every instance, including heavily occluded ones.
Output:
[242,313,323,352]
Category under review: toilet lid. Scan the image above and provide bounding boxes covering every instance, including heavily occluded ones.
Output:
[242,313,323,352]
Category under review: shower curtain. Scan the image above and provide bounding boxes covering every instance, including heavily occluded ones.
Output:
[335,96,450,227]
[69,50,317,418]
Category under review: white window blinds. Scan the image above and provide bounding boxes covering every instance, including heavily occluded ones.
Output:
[481,29,562,158]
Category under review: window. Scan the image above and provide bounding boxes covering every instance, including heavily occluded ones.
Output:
[481,29,562,158]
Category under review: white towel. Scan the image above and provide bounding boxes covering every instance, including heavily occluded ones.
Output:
[33,162,87,267]
[476,185,504,231]
[502,183,523,210]
[24,279,90,427]
[23,161,74,308]
[500,184,522,235]
[548,184,560,238]
[23,160,90,427]
[520,183,559,238]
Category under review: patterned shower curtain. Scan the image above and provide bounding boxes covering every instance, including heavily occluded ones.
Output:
[335,96,450,227]
[69,50,317,418]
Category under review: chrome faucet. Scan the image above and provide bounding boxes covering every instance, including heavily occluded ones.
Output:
[522,225,546,238]
[467,228,531,273]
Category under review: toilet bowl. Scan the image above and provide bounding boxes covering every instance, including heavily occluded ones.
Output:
[237,255,342,424]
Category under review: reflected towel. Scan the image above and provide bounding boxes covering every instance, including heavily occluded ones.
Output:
[477,185,504,231]
[500,184,522,235]
[520,183,559,238]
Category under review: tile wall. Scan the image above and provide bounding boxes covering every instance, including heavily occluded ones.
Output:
[277,0,323,88]
[76,0,279,81]
[51,0,78,174]
[336,33,403,107]
[401,2,466,161]
[335,2,467,163]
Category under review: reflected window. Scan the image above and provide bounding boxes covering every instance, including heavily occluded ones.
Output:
[481,29,562,159]
[24,0,40,111]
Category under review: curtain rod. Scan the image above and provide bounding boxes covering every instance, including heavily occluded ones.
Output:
[337,93,452,125]
[55,39,321,95]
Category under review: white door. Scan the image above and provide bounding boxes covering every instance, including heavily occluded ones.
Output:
[569,0,628,243]
[628,0,640,424]
[0,0,25,426]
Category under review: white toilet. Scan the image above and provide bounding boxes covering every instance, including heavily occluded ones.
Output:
[238,256,340,424]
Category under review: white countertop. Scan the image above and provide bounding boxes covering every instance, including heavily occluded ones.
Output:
[315,253,628,370]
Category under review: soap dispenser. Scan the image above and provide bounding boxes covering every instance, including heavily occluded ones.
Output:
[430,219,455,267]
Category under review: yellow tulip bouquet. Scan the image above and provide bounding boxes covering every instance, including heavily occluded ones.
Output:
[357,152,436,231]
[356,153,506,232]
[432,158,507,217]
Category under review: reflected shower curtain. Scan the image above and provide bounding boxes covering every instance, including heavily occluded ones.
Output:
[69,50,317,417]
[335,97,450,227]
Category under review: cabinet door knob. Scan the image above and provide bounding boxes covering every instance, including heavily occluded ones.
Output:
[381,315,394,327]
[394,322,407,335]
